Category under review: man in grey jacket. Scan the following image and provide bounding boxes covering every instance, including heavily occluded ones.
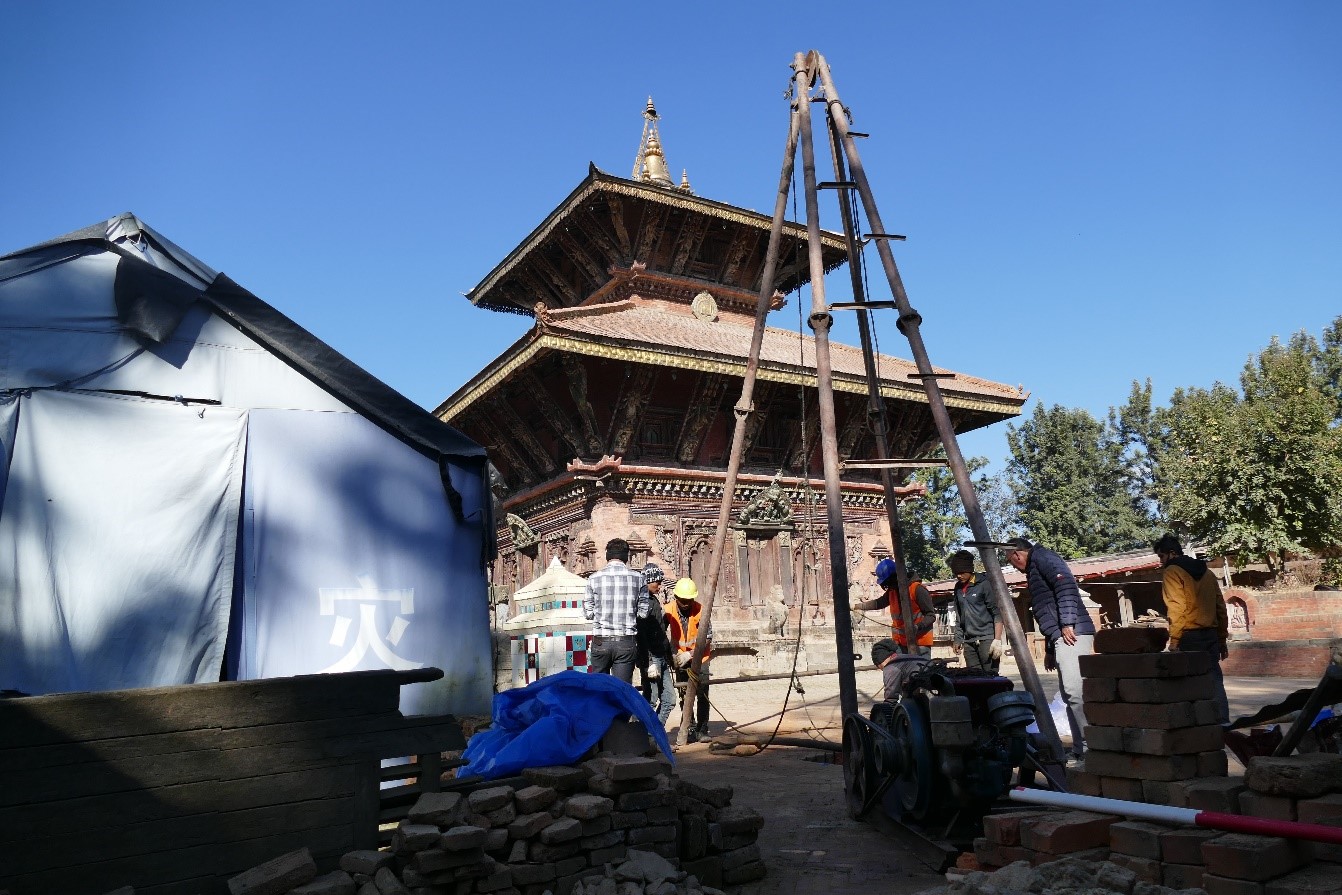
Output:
[948,550,1005,674]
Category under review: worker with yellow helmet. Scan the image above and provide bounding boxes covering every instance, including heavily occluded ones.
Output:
[666,577,712,742]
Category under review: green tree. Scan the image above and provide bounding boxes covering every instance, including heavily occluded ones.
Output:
[1005,403,1153,558]
[1108,378,1167,526]
[1158,336,1342,571]
[897,453,1018,580]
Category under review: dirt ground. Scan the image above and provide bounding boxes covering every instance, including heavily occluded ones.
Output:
[663,671,1318,895]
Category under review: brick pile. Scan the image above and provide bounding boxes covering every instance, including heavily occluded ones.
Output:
[218,755,766,895]
[972,810,1117,869]
[1069,630,1228,805]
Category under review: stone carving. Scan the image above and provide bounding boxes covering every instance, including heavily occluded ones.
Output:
[506,513,538,550]
[1228,598,1250,640]
[561,355,605,454]
[736,474,794,529]
[656,527,679,573]
[847,535,862,570]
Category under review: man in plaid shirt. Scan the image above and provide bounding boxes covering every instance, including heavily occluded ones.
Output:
[583,538,651,684]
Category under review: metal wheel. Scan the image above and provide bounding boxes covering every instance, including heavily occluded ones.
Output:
[891,698,935,820]
[842,713,878,819]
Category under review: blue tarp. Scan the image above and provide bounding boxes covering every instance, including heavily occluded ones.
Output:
[460,671,675,779]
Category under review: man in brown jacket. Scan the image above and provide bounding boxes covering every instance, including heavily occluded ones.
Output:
[1154,533,1230,724]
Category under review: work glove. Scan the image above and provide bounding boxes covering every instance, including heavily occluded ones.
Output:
[674,651,693,669]
[1044,646,1057,672]
[988,639,1005,659]
[952,642,963,655]
[849,603,863,613]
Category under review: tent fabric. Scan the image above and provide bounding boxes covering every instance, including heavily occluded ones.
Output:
[238,409,493,716]
[459,671,675,780]
[202,274,485,463]
[0,390,246,695]
[0,395,17,508]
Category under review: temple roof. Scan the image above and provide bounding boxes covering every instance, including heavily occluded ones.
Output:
[436,294,1027,420]
[464,165,849,316]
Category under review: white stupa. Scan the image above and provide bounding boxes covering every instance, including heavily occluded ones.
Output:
[500,557,593,685]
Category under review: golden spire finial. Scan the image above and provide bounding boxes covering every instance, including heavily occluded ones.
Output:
[632,96,679,189]
[679,169,692,194]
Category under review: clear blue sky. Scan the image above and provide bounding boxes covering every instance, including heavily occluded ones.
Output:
[3,2,1338,470]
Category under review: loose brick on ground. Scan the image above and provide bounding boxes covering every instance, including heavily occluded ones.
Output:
[1108,853,1162,883]
[1263,863,1342,895]
[1143,779,1186,807]
[1160,827,1223,864]
[1200,748,1231,777]
[1184,777,1247,813]
[983,811,1053,847]
[1093,626,1170,654]
[468,786,516,813]
[1247,754,1342,798]
[1100,776,1146,801]
[1200,833,1311,882]
[1019,810,1119,855]
[1162,862,1206,890]
[228,848,319,895]
[1110,821,1173,860]
[1066,766,1103,797]
[1238,791,1298,821]
[1204,874,1267,895]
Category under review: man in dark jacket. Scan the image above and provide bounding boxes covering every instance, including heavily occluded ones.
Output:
[636,563,676,727]
[948,550,1004,674]
[1005,537,1095,758]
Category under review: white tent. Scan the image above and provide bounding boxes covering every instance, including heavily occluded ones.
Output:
[0,214,493,715]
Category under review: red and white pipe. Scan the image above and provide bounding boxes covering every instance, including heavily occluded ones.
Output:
[1010,787,1342,845]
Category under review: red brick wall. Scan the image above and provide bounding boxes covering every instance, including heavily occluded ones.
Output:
[1229,587,1342,642]
[1220,638,1341,678]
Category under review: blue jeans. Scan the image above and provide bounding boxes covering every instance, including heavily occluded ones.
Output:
[588,635,637,684]
[1179,627,1229,724]
[648,656,676,726]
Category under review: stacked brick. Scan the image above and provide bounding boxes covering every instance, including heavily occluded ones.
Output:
[1069,632,1228,804]
[973,810,1117,869]
[221,755,766,895]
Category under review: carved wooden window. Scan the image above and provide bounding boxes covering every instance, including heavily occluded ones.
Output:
[637,409,679,461]
[751,413,795,467]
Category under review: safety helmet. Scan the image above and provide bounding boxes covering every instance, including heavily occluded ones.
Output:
[672,577,698,601]
[873,557,898,588]
[642,562,665,584]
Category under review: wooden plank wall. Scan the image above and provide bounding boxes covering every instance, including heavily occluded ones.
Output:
[0,668,465,895]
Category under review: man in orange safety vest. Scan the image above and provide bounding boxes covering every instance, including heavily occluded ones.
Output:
[852,557,935,656]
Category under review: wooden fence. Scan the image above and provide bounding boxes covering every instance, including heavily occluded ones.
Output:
[0,667,467,895]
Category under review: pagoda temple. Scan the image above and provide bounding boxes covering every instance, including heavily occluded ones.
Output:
[436,100,1026,654]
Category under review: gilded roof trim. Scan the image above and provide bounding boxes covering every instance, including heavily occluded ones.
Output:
[436,329,1024,421]
[466,167,848,309]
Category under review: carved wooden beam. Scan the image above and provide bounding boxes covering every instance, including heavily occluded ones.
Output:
[554,229,608,294]
[719,226,759,286]
[610,366,658,456]
[675,372,728,464]
[490,395,557,477]
[468,411,538,488]
[521,369,586,460]
[561,355,605,454]
[786,393,820,471]
[669,215,710,277]
[517,268,569,308]
[632,204,668,265]
[576,208,627,267]
[837,393,869,461]
[530,250,581,306]
[604,194,632,257]
[740,381,775,459]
